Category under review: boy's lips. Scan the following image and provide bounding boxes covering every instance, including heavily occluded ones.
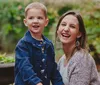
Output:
[32,25,40,28]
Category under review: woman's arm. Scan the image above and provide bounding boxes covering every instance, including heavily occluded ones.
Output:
[68,53,93,85]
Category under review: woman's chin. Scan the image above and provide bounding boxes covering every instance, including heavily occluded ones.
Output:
[60,39,69,44]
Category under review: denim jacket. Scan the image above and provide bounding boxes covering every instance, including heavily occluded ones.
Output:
[15,31,63,85]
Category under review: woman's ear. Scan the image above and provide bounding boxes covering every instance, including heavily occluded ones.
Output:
[23,19,28,27]
[77,32,82,38]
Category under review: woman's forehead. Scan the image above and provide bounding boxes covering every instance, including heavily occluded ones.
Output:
[62,15,79,24]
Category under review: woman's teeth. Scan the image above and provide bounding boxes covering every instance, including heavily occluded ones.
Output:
[62,33,70,37]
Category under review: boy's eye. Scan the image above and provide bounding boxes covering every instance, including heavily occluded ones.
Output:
[29,16,33,19]
[38,17,43,19]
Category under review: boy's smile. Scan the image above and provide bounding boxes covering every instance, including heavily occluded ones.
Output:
[24,8,48,39]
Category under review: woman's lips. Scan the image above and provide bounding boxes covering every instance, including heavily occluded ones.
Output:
[62,33,70,38]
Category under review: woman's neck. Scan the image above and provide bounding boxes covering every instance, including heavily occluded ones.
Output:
[63,43,75,54]
[62,43,76,63]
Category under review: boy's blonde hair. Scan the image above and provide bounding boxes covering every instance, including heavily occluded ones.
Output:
[25,2,47,17]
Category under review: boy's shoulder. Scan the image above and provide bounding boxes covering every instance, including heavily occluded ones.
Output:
[16,31,32,46]
[43,36,54,45]
[16,36,26,47]
[43,36,52,42]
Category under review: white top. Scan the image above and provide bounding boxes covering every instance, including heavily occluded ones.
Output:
[58,56,68,85]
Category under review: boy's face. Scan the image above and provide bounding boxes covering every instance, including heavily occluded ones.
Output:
[24,8,48,38]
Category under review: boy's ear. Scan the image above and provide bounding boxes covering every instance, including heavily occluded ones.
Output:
[77,32,82,38]
[23,19,28,26]
[45,18,49,27]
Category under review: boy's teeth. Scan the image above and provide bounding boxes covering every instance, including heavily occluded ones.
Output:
[34,25,37,27]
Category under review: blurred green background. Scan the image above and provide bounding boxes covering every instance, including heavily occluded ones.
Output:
[0,0,100,66]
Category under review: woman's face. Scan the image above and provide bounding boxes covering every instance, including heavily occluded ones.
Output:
[57,14,81,45]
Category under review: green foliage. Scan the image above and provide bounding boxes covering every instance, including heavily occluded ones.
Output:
[57,4,79,16]
[44,7,57,38]
[58,5,72,16]
[0,0,26,52]
[0,53,15,64]
[82,3,100,54]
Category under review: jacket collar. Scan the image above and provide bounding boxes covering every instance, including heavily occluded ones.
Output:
[23,30,52,48]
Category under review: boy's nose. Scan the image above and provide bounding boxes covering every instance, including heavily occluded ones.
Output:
[33,18,38,23]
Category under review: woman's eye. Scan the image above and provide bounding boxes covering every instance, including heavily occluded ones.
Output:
[61,23,66,26]
[70,25,75,28]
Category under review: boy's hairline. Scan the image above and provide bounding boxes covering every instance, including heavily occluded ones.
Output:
[24,2,47,18]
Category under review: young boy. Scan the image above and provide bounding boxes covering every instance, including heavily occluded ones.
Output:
[15,2,63,85]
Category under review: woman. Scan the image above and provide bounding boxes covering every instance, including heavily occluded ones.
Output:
[56,11,100,85]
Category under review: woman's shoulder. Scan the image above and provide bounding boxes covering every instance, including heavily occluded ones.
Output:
[72,48,95,66]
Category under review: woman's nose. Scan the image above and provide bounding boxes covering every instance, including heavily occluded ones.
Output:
[64,26,69,31]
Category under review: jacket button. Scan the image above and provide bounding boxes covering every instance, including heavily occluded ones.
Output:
[42,47,44,53]
[44,75,47,79]
[42,58,45,62]
[40,69,45,74]
[40,41,43,44]
[40,65,42,67]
